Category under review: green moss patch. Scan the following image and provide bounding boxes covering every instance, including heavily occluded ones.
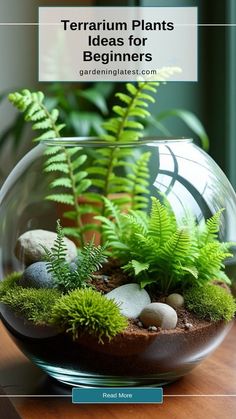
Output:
[1,286,61,325]
[184,284,236,322]
[51,288,128,343]
[0,272,22,298]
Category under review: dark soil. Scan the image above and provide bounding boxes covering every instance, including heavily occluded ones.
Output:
[92,258,130,293]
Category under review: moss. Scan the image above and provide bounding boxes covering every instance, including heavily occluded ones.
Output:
[51,288,128,343]
[0,272,22,298]
[1,286,61,325]
[184,284,236,322]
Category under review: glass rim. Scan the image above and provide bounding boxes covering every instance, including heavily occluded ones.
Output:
[43,136,193,147]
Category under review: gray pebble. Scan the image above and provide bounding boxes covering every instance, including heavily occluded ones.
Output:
[105,283,151,319]
[166,293,184,309]
[184,322,193,330]
[137,321,143,328]
[20,261,53,289]
[148,326,158,332]
[15,229,77,266]
[140,302,178,330]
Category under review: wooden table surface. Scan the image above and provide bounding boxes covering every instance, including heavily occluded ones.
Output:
[0,321,235,419]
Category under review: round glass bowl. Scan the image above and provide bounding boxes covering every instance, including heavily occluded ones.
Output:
[0,138,235,387]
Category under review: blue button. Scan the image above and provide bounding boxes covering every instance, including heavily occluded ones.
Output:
[72,387,163,404]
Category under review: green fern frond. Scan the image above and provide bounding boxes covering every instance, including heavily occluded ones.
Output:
[197,241,232,282]
[123,260,150,276]
[89,80,161,212]
[44,163,69,174]
[127,152,151,210]
[43,221,107,292]
[8,90,63,138]
[9,89,92,246]
[44,146,62,155]
[89,75,178,213]
[198,209,224,246]
[98,196,232,293]
[102,197,124,230]
[76,241,108,285]
[45,153,67,164]
[148,197,177,245]
[50,178,72,189]
[46,194,74,205]
[161,229,191,261]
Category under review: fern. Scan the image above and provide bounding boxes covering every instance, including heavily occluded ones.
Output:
[148,197,177,246]
[43,220,107,292]
[8,90,91,246]
[8,90,65,140]
[89,81,158,212]
[8,70,180,244]
[98,197,233,293]
[127,152,151,210]
[90,69,181,213]
[197,209,224,246]
[76,241,108,283]
[196,242,232,283]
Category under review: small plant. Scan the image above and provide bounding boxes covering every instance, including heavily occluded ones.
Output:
[0,272,22,298]
[97,197,232,293]
[43,221,108,293]
[0,286,61,325]
[51,287,128,342]
[184,283,236,321]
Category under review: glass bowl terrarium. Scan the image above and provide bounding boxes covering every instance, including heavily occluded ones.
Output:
[0,85,235,388]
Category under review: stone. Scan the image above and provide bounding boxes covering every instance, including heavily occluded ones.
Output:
[15,229,77,266]
[184,322,193,330]
[19,262,54,289]
[105,283,151,319]
[140,303,178,330]
[148,326,158,332]
[166,293,184,309]
[103,276,109,284]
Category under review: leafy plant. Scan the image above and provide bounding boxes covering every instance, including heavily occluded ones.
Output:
[43,221,107,293]
[184,283,236,321]
[97,197,232,293]
[8,70,209,243]
[8,89,92,245]
[1,81,209,159]
[149,108,209,151]
[0,286,61,325]
[51,287,128,343]
[1,83,112,149]
[88,69,181,213]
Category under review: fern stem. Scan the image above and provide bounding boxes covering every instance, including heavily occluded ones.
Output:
[102,82,149,214]
[40,102,85,246]
[130,183,136,210]
[165,274,174,294]
[65,153,85,246]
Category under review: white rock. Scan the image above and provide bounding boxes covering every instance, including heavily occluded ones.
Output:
[105,283,151,319]
[15,229,77,266]
[166,293,184,309]
[140,303,178,330]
